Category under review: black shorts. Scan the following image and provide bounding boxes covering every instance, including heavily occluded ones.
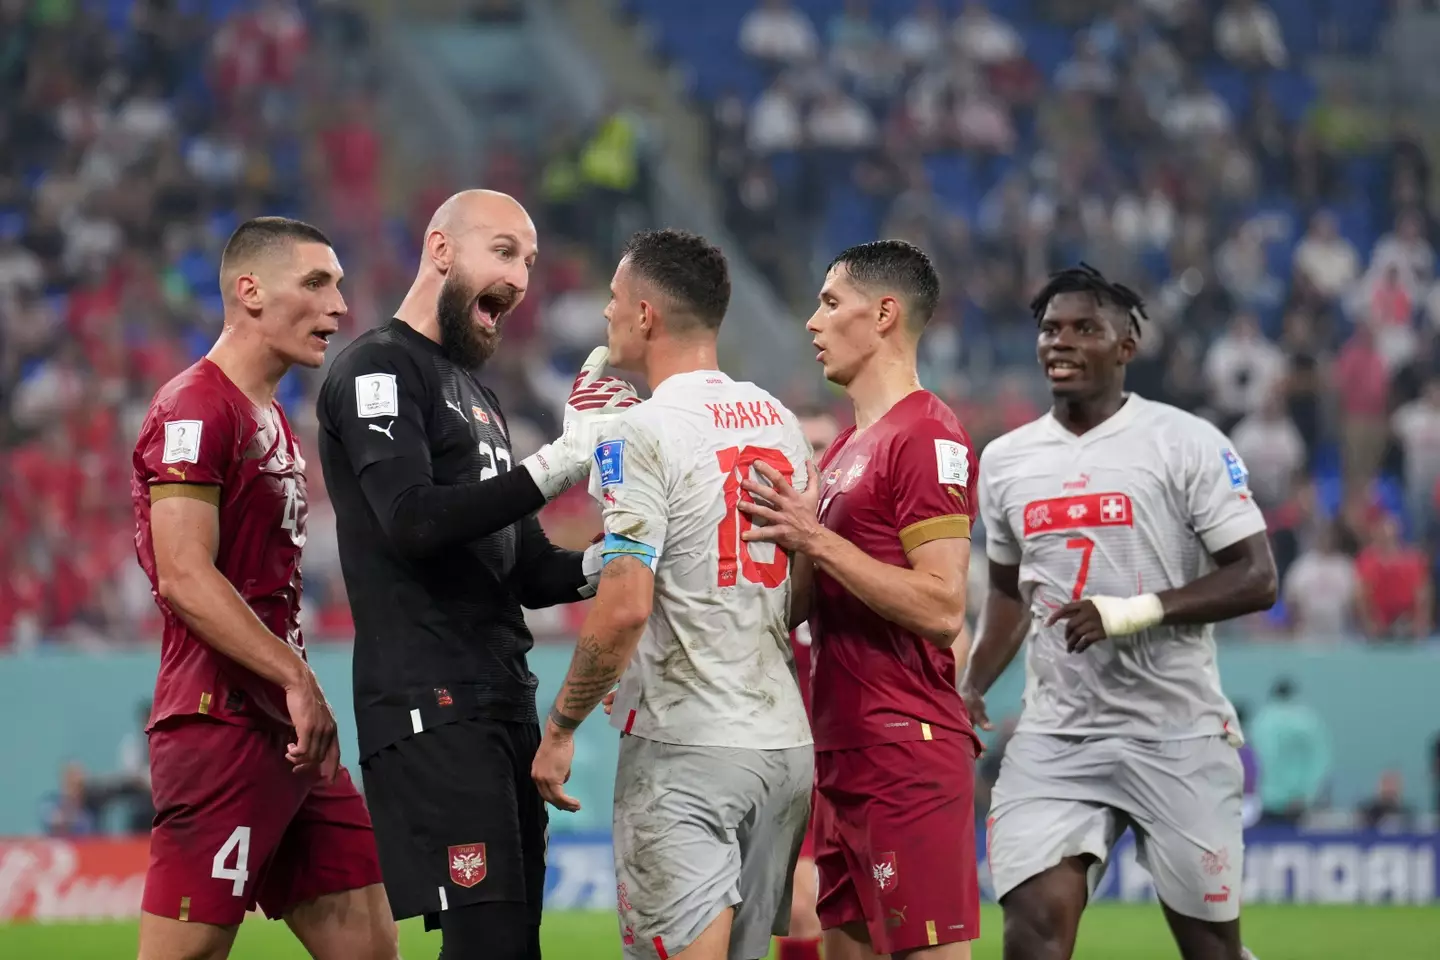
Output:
[360,716,548,927]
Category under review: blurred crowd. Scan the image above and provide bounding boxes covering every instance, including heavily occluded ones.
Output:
[2,0,1440,648]
[692,0,1440,640]
[0,0,648,648]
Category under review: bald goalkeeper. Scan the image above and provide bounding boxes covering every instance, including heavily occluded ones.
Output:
[317,191,640,958]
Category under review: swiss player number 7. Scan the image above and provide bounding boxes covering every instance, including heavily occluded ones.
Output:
[1066,537,1095,600]
[716,445,793,589]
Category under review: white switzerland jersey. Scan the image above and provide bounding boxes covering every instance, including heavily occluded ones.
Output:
[587,370,812,749]
[978,394,1267,741]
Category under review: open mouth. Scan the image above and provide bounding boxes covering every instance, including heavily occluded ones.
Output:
[1046,358,1084,382]
[813,341,826,363]
[474,291,515,330]
[309,328,337,350]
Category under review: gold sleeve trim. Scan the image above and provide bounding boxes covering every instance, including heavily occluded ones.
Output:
[898,514,971,552]
[151,483,221,506]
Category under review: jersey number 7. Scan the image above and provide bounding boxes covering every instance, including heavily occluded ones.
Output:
[716,445,792,589]
[1066,537,1094,600]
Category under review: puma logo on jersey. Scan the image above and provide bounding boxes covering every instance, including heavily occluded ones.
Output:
[369,421,395,440]
[166,466,187,480]
[445,399,465,417]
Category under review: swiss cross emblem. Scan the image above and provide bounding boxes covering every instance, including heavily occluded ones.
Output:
[448,843,487,888]
[1100,495,1128,523]
[872,851,898,894]
[1201,847,1230,877]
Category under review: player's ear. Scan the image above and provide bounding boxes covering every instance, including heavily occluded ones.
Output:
[1117,330,1138,365]
[874,296,901,337]
[233,270,263,312]
[426,229,452,274]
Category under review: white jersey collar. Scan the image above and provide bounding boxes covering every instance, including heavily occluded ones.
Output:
[1043,392,1147,445]
[652,369,731,397]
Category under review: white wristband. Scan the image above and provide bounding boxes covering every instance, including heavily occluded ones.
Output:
[1088,593,1164,638]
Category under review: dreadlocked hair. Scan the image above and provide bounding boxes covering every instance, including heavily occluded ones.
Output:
[1029,262,1149,337]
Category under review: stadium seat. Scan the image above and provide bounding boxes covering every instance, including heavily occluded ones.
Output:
[1265,70,1318,125]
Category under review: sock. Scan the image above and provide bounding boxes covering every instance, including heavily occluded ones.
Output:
[777,937,822,960]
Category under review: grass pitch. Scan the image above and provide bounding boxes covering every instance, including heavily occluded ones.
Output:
[2,905,1438,959]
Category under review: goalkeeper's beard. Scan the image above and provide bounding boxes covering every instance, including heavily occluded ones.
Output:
[436,273,501,369]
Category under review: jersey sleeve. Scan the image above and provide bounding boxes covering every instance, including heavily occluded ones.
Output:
[1179,417,1269,554]
[785,417,814,494]
[888,418,975,554]
[137,384,234,494]
[977,443,1021,565]
[589,413,668,568]
[324,343,431,477]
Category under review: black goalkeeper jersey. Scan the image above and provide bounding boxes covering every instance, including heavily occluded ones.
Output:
[317,318,584,759]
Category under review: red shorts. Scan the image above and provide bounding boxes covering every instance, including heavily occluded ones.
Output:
[813,737,980,953]
[143,717,383,926]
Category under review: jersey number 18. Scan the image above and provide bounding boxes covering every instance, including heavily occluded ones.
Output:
[715,445,792,589]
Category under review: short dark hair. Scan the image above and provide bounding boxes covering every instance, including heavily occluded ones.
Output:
[827,240,940,330]
[621,228,731,331]
[221,216,333,275]
[1029,262,1148,337]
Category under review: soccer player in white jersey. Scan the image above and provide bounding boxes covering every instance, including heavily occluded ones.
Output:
[532,229,814,960]
[962,264,1278,960]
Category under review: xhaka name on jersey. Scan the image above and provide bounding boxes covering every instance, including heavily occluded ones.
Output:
[703,400,786,430]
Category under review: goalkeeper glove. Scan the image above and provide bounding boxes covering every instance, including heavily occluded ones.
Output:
[579,536,603,599]
[522,347,640,501]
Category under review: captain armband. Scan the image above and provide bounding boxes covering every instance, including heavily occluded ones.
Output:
[150,483,221,505]
[600,533,660,571]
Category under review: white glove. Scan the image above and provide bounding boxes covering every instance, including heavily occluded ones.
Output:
[522,347,640,501]
[579,539,603,599]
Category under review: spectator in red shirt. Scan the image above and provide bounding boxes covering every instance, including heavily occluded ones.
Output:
[1334,323,1391,488]
[1354,514,1433,641]
[317,95,382,238]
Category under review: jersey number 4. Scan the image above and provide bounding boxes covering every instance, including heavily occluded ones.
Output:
[716,445,792,589]
[212,825,251,897]
[280,477,304,547]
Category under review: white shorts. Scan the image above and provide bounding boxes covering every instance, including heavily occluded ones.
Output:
[987,733,1244,922]
[613,735,813,960]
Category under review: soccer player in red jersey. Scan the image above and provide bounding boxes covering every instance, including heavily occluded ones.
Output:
[742,240,981,960]
[776,406,840,960]
[131,217,394,960]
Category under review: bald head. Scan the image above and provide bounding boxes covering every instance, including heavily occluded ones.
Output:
[425,189,535,247]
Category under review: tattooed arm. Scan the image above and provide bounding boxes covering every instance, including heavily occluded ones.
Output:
[532,556,654,811]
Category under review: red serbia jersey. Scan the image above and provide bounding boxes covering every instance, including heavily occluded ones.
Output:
[132,359,308,731]
[810,390,980,752]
